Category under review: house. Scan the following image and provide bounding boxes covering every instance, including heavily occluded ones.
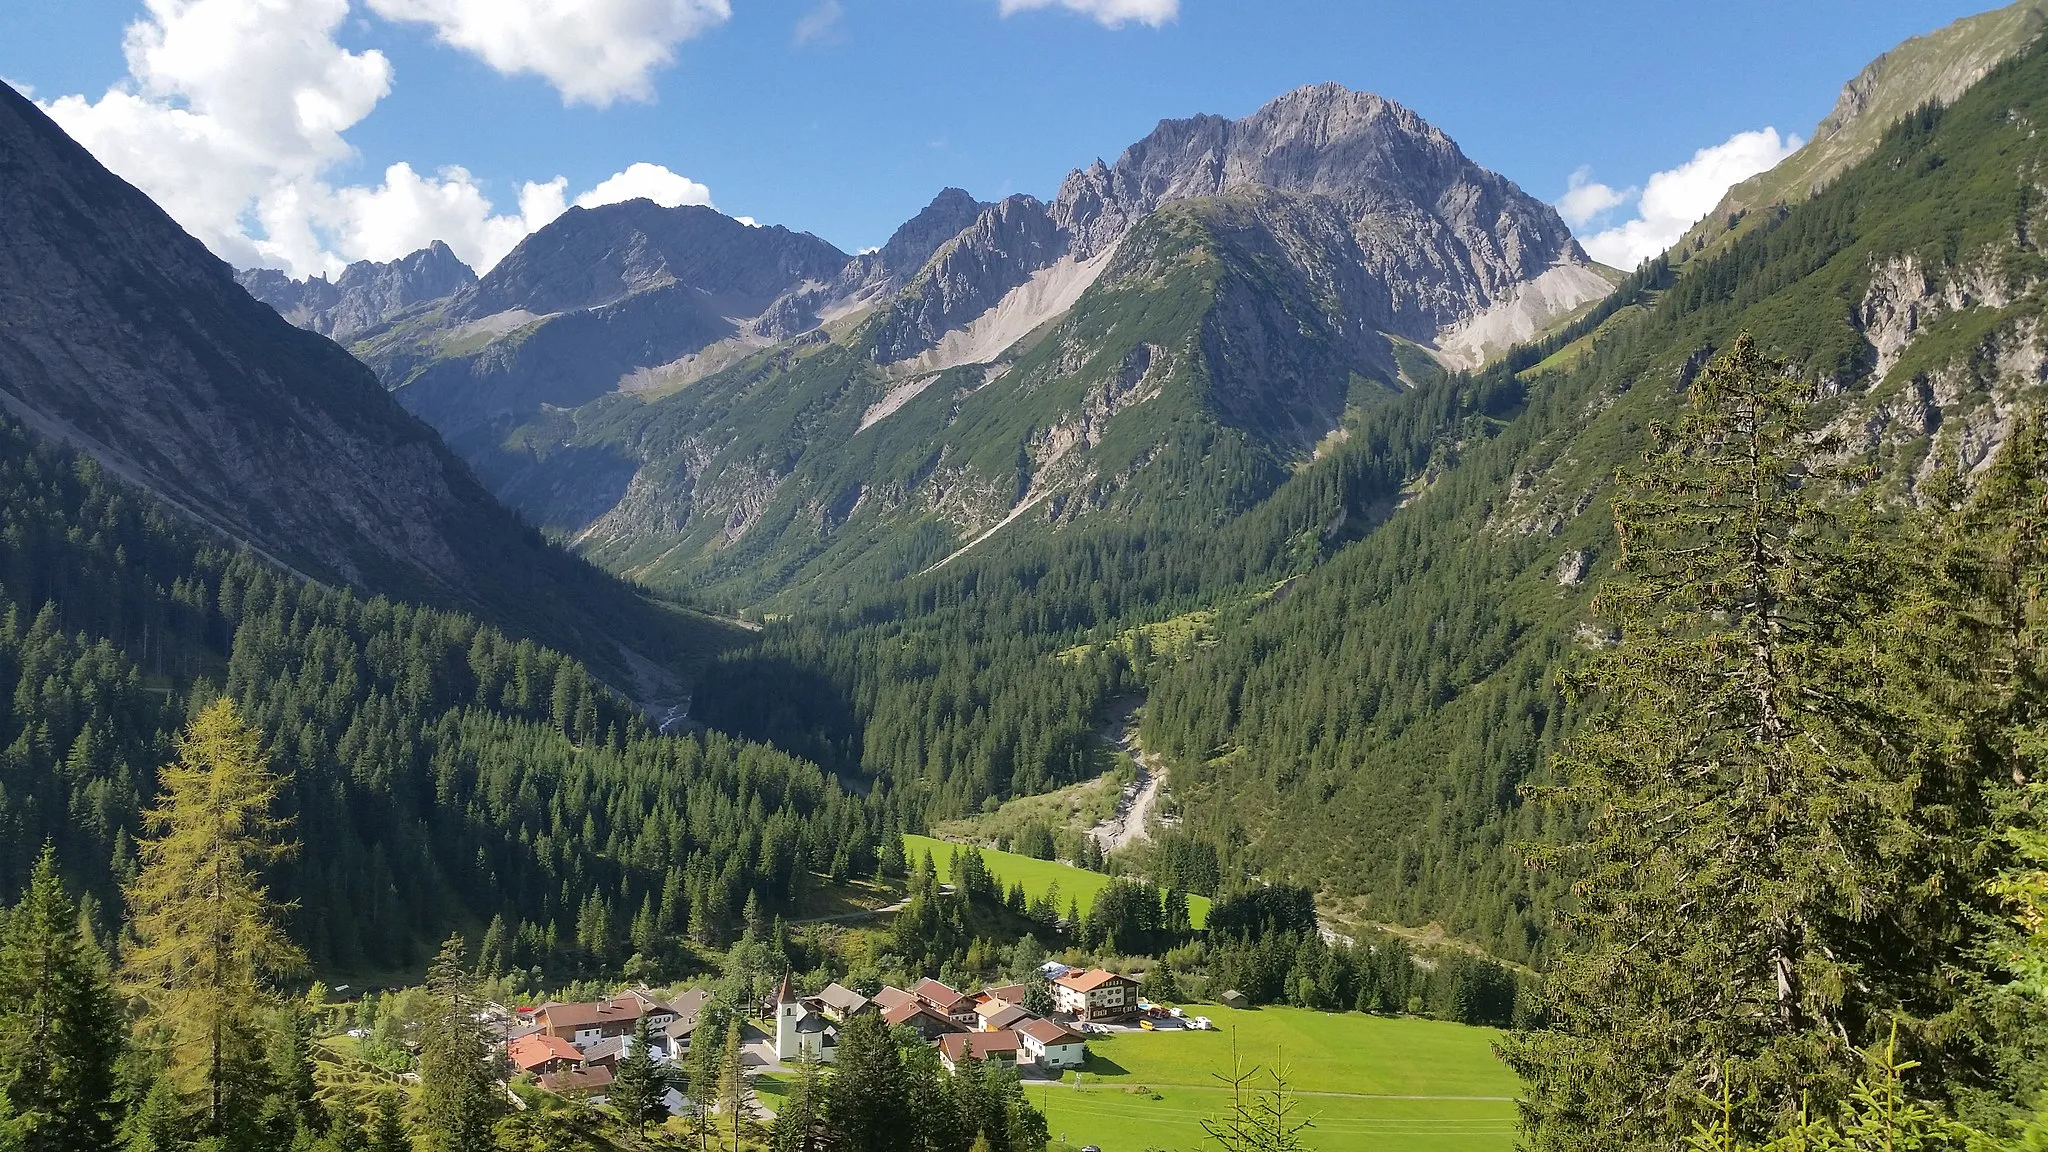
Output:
[772,974,839,1064]
[659,989,713,1060]
[871,986,917,1013]
[539,1066,613,1095]
[977,1004,1032,1033]
[815,982,871,1021]
[882,999,968,1041]
[533,989,673,1047]
[1053,969,1140,1021]
[937,1030,1022,1073]
[913,978,978,1023]
[507,1034,582,1076]
[1038,961,1073,980]
[976,983,1028,1009]
[1218,989,1249,1009]
[1017,1018,1087,1069]
[579,1033,655,1072]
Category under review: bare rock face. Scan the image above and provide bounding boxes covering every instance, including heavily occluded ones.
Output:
[237,241,476,344]
[865,83,1592,365]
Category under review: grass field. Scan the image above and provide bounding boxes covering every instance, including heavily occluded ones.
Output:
[903,834,1212,928]
[1038,1003,1518,1152]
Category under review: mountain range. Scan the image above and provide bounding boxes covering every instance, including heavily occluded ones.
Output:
[245,83,1618,608]
[6,0,2048,969]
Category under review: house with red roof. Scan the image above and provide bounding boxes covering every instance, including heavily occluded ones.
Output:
[507,1033,582,1076]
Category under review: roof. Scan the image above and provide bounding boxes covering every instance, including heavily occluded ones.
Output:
[1038,961,1073,978]
[817,982,870,1014]
[540,1066,613,1094]
[939,1030,1022,1062]
[913,978,972,1010]
[1054,969,1134,993]
[536,990,663,1030]
[983,1005,1032,1030]
[507,1034,582,1070]
[776,971,795,1005]
[977,984,1027,1006]
[664,989,711,1037]
[1019,1017,1084,1046]
[580,1035,630,1063]
[795,1012,833,1035]
[872,986,917,1011]
[882,1001,966,1033]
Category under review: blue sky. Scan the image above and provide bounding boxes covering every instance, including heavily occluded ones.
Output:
[0,0,2004,277]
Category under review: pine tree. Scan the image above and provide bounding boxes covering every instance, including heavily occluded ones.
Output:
[122,698,304,1140]
[1500,336,1947,1149]
[0,845,125,1151]
[610,1015,664,1141]
[416,934,499,1152]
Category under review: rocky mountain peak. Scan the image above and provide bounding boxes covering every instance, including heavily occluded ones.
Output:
[236,241,477,344]
[453,201,851,321]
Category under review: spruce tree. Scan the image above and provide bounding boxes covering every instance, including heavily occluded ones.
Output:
[0,846,124,1151]
[770,1049,824,1152]
[122,698,304,1141]
[1499,336,1947,1149]
[367,1090,409,1152]
[820,1012,907,1152]
[122,1078,190,1152]
[610,1015,664,1140]
[416,934,499,1152]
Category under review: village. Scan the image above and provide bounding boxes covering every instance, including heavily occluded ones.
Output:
[490,962,1216,1117]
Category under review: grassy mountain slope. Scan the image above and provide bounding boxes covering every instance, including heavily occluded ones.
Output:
[475,191,1411,610]
[1678,0,2047,260]
[1146,43,2048,959]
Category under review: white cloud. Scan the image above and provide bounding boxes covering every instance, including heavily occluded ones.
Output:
[3,77,34,98]
[362,0,730,106]
[1573,128,1803,269]
[1555,166,1630,230]
[793,0,844,46]
[998,0,1178,29]
[36,0,716,279]
[574,162,713,211]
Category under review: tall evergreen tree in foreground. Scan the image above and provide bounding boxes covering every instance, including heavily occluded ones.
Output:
[122,697,304,1144]
[1501,336,1969,1148]
[0,845,124,1150]
[416,934,500,1152]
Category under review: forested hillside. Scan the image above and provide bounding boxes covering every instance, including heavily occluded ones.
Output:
[0,412,881,975]
[703,41,2048,966]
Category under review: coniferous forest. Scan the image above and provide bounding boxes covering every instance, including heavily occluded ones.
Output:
[13,7,2048,1152]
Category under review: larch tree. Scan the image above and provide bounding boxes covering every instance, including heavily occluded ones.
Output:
[1500,336,1952,1149]
[121,697,304,1142]
[0,845,125,1151]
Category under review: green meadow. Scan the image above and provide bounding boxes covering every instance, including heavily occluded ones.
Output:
[1039,1003,1518,1152]
[903,834,1213,929]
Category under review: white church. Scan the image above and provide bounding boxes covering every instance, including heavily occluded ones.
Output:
[772,973,839,1063]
